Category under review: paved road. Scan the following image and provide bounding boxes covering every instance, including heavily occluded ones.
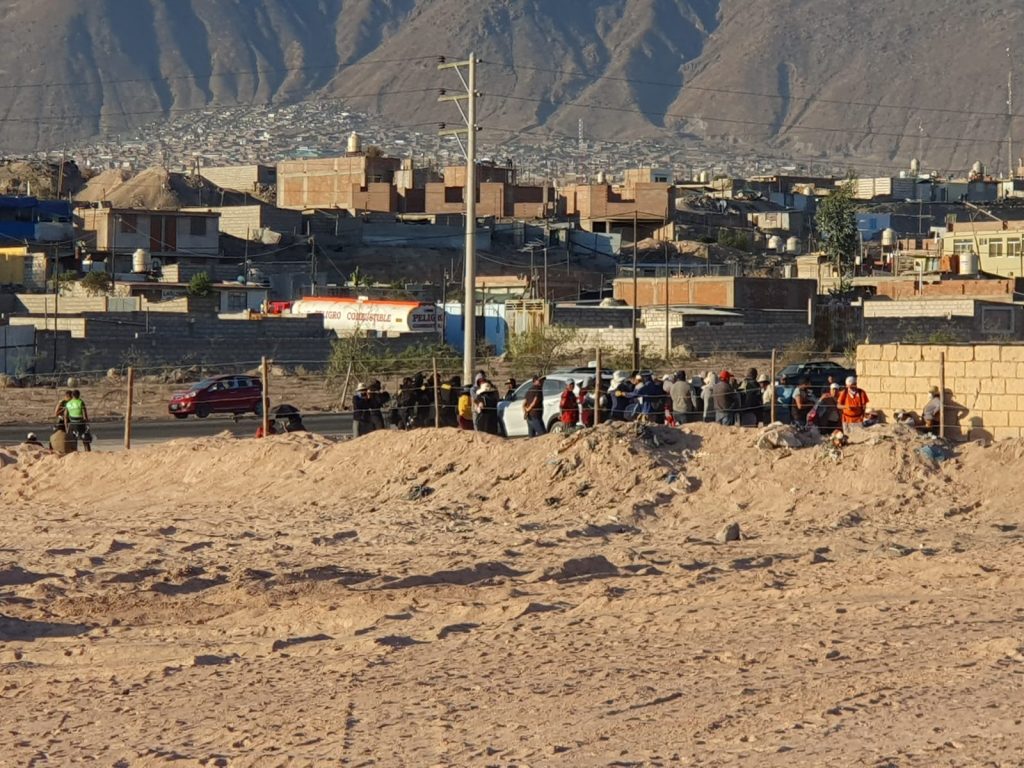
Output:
[0,413,355,449]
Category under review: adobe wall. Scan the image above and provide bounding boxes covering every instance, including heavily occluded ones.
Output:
[856,343,1024,441]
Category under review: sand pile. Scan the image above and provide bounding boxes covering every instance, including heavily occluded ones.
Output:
[2,424,1024,765]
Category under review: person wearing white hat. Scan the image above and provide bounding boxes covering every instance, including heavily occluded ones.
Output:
[836,375,869,431]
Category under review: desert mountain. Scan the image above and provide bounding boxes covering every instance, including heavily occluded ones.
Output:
[0,0,1021,171]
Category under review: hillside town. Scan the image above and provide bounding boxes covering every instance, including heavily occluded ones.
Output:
[3,134,1024,383]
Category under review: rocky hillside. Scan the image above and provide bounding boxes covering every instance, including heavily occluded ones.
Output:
[1,0,1022,169]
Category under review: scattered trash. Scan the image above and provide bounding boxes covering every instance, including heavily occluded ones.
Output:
[403,484,434,501]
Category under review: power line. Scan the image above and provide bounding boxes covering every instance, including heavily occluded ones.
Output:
[486,60,1024,122]
[480,92,1018,151]
[0,56,444,92]
[2,88,444,126]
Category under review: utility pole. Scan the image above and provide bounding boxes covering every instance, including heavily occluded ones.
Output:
[1009,47,1015,179]
[438,54,478,386]
[631,210,639,370]
[309,235,316,295]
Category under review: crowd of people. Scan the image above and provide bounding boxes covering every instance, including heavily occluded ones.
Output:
[349,365,945,440]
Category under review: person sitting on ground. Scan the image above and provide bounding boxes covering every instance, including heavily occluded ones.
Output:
[559,378,579,429]
[813,383,842,434]
[22,432,43,448]
[921,385,942,436]
[49,424,76,456]
[792,378,815,426]
[836,376,870,431]
[255,421,278,438]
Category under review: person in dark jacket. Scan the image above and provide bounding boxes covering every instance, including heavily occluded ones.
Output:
[630,374,667,424]
[353,383,374,437]
[738,368,762,427]
[473,381,502,435]
[609,371,633,421]
[670,370,695,424]
[367,380,389,432]
[712,370,739,426]
[439,375,460,427]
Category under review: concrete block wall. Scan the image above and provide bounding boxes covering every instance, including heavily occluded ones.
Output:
[565,323,812,357]
[857,343,1024,441]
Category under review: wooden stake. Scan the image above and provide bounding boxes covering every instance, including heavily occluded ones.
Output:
[123,367,134,450]
[939,351,946,440]
[594,347,603,426]
[338,361,353,411]
[261,356,270,437]
[432,356,441,428]
[770,348,777,424]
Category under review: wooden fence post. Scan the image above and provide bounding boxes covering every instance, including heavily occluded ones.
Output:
[939,351,946,440]
[261,356,270,437]
[432,356,441,428]
[123,367,134,450]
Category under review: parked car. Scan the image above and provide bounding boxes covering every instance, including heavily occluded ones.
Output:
[776,360,855,395]
[497,373,612,437]
[168,374,264,419]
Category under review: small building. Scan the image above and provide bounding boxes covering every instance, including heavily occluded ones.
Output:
[77,205,221,264]
[181,203,302,242]
[199,164,276,195]
[0,196,73,243]
[613,275,817,311]
[941,221,1024,277]
[0,246,47,290]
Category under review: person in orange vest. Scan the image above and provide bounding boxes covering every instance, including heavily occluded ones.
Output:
[559,379,579,429]
[836,375,870,431]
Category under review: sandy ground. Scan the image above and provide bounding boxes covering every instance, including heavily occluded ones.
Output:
[2,423,1023,767]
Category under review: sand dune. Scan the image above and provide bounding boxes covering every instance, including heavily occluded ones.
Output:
[2,423,1023,766]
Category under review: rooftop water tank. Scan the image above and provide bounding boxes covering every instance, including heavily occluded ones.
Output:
[768,235,783,252]
[698,170,709,184]
[960,251,979,276]
[596,170,607,184]
[132,248,151,274]
[910,157,921,174]
[785,236,801,255]
[347,131,362,154]
[971,160,985,177]
[881,228,897,247]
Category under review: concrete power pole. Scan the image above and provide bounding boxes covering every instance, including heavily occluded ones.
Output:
[438,54,479,386]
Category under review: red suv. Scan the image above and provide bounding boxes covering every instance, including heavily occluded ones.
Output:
[168,374,264,419]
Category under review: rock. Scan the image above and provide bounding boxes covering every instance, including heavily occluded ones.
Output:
[66,376,79,388]
[717,522,742,543]
[105,368,120,381]
[756,424,819,450]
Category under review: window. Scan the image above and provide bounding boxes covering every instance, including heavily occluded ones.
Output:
[953,239,973,255]
[119,214,137,233]
[190,216,208,236]
[982,307,1013,334]
[1009,240,1022,259]
[989,240,1004,258]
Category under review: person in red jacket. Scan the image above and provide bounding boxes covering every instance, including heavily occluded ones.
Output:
[559,379,579,428]
[836,375,870,431]
[579,379,595,428]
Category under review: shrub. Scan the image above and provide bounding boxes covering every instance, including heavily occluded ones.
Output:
[188,272,213,297]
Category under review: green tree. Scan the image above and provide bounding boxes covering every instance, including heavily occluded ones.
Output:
[505,326,580,375]
[188,271,213,297]
[80,270,112,295]
[815,182,859,276]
